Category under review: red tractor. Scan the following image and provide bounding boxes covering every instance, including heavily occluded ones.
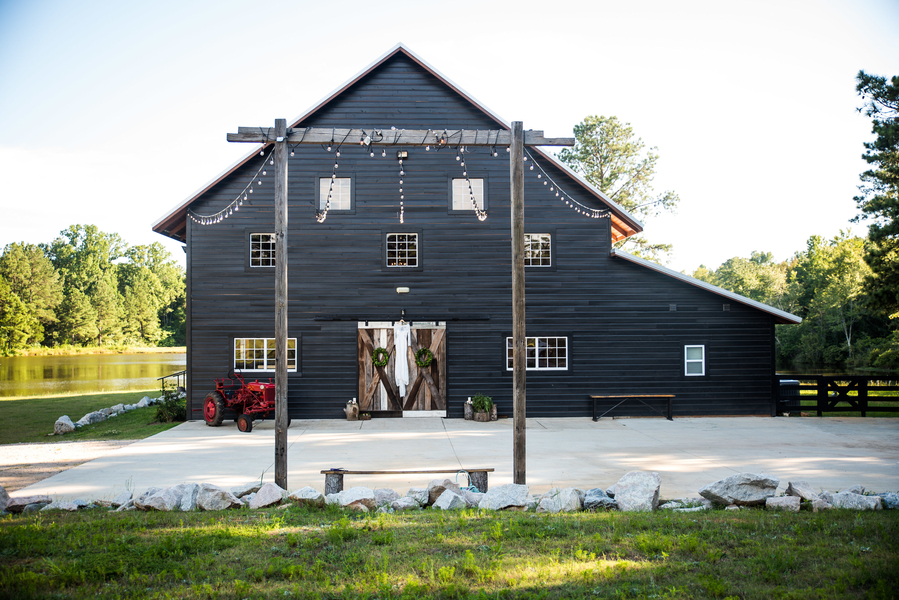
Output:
[204,371,288,432]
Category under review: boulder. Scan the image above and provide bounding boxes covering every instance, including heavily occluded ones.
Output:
[115,500,136,512]
[390,497,422,511]
[877,492,899,510]
[196,483,243,511]
[699,473,779,506]
[6,495,52,513]
[845,484,865,495]
[133,487,163,510]
[584,488,618,510]
[526,495,540,511]
[427,479,462,505]
[461,489,485,508]
[613,471,662,512]
[827,492,882,511]
[179,484,199,512]
[478,484,529,511]
[659,497,711,511]
[537,487,582,513]
[136,397,152,408]
[785,480,820,501]
[110,403,125,414]
[110,491,132,508]
[766,496,801,512]
[325,493,339,505]
[374,488,400,507]
[249,483,288,509]
[433,490,466,510]
[54,415,75,435]
[810,498,832,512]
[75,411,107,427]
[23,503,45,514]
[140,486,186,512]
[338,487,376,511]
[674,505,710,513]
[289,486,325,508]
[406,487,429,506]
[0,485,9,512]
[231,482,262,499]
[724,505,742,511]
[42,500,90,512]
[605,485,617,498]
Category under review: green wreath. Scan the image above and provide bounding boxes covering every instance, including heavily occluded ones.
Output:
[415,348,434,368]
[372,347,390,367]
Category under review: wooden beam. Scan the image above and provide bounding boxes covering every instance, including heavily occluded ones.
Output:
[273,118,289,491]
[227,127,574,147]
[510,121,527,486]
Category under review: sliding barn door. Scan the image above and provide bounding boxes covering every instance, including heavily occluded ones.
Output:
[357,322,446,414]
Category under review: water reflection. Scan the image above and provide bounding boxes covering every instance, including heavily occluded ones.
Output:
[0,353,186,397]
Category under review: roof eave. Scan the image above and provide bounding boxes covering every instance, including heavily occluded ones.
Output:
[610,248,802,325]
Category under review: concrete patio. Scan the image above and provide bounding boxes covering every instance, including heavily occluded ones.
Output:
[16,416,899,502]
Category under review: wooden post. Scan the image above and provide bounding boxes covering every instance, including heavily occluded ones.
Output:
[273,118,289,490]
[510,121,526,485]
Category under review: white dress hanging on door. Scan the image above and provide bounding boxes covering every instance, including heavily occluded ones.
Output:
[393,322,411,398]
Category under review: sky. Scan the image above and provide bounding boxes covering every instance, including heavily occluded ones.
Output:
[1,0,897,273]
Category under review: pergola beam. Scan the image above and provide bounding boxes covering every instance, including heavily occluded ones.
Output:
[227,127,574,147]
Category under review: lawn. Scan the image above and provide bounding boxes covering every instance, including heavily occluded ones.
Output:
[0,390,182,445]
[0,505,896,599]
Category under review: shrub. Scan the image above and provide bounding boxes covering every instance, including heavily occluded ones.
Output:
[471,394,493,413]
[155,384,186,423]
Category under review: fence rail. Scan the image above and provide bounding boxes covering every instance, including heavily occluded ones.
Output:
[777,375,899,416]
[158,370,187,394]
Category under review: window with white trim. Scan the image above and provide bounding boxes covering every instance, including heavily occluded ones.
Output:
[386,233,418,267]
[319,177,352,210]
[685,345,705,376]
[524,233,552,267]
[249,233,276,267]
[506,336,568,370]
[452,178,484,210]
[234,338,297,372]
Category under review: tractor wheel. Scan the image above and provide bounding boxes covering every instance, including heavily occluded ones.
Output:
[204,392,226,426]
[237,414,253,433]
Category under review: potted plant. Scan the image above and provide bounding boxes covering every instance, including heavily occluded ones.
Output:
[471,394,495,422]
[344,398,359,421]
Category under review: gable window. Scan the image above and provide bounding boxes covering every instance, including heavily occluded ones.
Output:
[234,338,297,372]
[506,336,568,371]
[450,177,485,211]
[319,177,353,211]
[524,233,552,267]
[685,345,705,376]
[250,233,276,267]
[386,232,419,267]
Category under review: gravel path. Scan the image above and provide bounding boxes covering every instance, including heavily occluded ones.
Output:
[0,440,136,492]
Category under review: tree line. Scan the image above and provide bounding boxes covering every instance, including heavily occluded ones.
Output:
[0,224,185,353]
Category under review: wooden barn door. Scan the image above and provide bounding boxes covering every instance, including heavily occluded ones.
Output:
[358,322,446,415]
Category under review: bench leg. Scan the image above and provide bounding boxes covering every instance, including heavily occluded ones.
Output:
[324,472,344,495]
[470,471,488,493]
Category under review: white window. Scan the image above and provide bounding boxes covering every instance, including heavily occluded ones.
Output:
[506,336,568,371]
[234,338,297,372]
[319,177,352,210]
[386,233,418,267]
[249,233,276,267]
[524,233,551,267]
[685,345,705,376]
[452,178,484,210]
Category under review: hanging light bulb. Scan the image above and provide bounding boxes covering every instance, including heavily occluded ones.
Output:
[263,170,267,176]
[260,149,265,156]
[529,165,534,170]
[336,150,340,158]
[426,145,430,151]
[290,150,294,157]
[382,149,386,157]
[269,158,273,165]
[327,145,332,152]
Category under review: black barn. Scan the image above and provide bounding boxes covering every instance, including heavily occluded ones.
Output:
[153,44,800,421]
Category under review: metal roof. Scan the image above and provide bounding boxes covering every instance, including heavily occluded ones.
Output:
[610,248,802,325]
[151,43,643,242]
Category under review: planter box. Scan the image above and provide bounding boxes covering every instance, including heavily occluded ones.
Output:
[473,411,490,422]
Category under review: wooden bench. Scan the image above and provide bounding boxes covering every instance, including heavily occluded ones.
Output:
[590,395,675,421]
[321,468,494,495]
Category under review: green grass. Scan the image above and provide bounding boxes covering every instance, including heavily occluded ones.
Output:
[0,390,182,445]
[0,506,896,599]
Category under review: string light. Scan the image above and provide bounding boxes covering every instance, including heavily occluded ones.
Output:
[398,156,405,223]
[316,145,341,223]
[457,146,487,221]
[523,149,610,219]
[189,147,271,225]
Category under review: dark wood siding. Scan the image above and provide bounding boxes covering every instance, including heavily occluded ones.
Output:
[184,53,778,420]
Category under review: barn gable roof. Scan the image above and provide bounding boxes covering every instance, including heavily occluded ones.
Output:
[610,249,802,325]
[152,43,642,243]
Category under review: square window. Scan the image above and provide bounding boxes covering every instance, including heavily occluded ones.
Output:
[386,233,419,267]
[685,345,705,376]
[234,338,297,372]
[319,177,352,211]
[250,233,276,267]
[451,178,485,211]
[507,336,568,371]
[524,233,552,267]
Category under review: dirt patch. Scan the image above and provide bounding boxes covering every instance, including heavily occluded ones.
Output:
[0,440,136,492]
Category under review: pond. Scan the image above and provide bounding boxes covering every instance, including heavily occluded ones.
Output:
[0,353,186,398]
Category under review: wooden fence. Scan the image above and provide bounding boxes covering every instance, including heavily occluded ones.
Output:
[776,375,899,416]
